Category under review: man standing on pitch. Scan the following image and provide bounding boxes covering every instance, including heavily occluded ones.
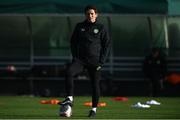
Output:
[59,5,110,117]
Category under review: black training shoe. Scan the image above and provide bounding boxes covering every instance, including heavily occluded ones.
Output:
[88,110,96,117]
[59,98,73,106]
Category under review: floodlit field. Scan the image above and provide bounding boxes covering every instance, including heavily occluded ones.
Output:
[0,96,180,119]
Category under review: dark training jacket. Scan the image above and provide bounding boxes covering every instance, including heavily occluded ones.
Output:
[70,20,110,66]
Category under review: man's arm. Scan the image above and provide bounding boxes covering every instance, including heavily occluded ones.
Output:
[99,26,110,66]
[70,24,79,58]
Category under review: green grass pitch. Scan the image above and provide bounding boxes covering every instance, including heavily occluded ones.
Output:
[0,96,180,119]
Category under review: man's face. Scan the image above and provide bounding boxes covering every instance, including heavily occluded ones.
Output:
[85,9,98,23]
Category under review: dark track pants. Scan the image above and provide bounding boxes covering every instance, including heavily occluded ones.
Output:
[65,60,100,107]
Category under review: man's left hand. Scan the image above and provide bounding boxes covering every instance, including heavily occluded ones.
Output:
[96,66,101,71]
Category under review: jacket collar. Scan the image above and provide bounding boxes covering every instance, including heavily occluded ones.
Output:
[84,19,98,25]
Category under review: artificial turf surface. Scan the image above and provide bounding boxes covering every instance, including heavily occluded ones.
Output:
[0,96,180,119]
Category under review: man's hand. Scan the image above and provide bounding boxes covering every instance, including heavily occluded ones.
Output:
[96,66,101,71]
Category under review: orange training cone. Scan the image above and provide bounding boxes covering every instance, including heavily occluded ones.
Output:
[83,102,107,107]
[40,99,60,104]
[112,97,128,101]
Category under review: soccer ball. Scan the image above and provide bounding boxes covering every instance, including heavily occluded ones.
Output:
[59,105,72,117]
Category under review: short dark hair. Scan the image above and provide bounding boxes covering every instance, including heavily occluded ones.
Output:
[84,5,98,14]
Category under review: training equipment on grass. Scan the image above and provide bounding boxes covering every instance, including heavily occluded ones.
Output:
[59,104,72,117]
[146,100,161,105]
[131,102,150,108]
[40,99,60,104]
[112,97,128,101]
[83,102,107,107]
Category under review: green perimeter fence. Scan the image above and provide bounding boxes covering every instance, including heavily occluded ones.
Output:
[0,15,180,78]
